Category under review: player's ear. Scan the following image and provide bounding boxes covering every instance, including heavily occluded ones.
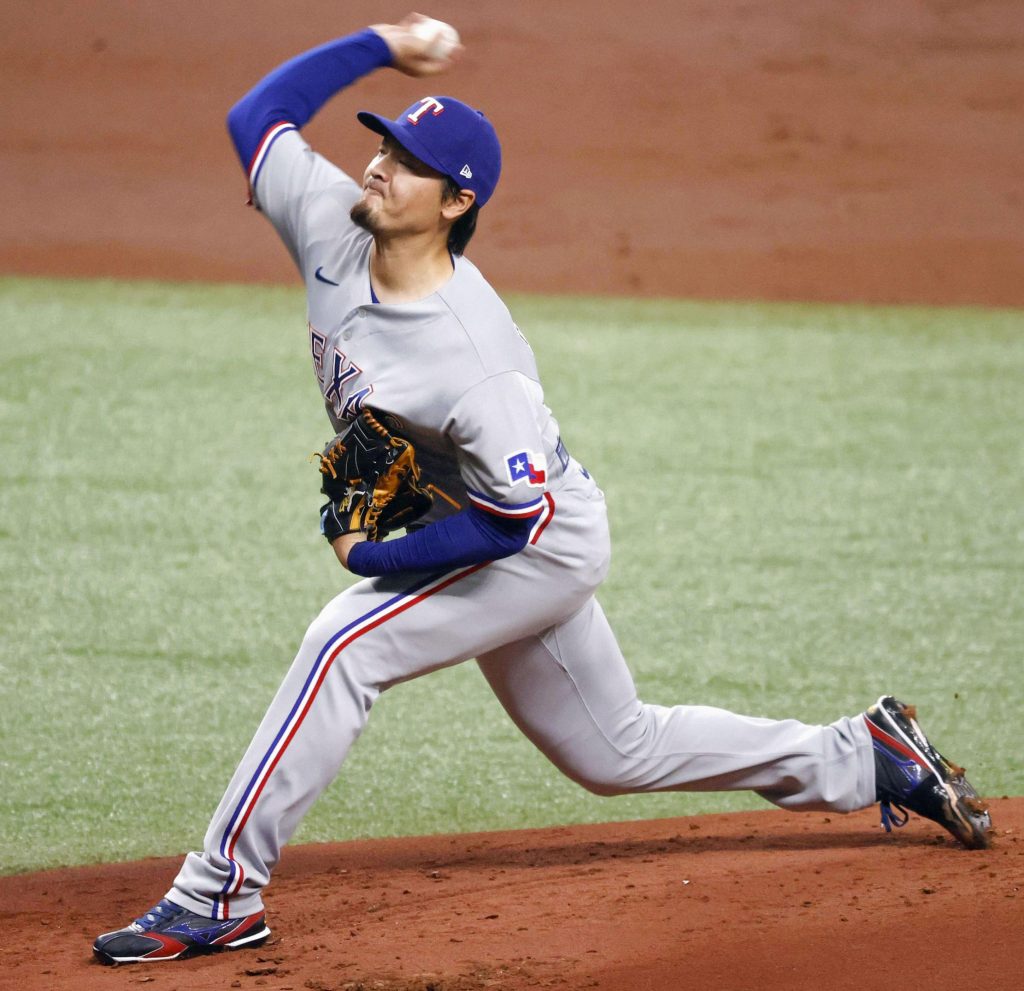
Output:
[441,187,476,222]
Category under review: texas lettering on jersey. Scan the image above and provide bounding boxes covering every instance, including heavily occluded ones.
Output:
[309,324,373,420]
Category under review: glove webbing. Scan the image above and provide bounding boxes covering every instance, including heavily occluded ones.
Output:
[314,409,398,484]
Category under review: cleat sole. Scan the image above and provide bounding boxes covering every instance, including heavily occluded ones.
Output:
[93,925,271,966]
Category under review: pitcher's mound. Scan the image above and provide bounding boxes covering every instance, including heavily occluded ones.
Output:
[2,800,1021,991]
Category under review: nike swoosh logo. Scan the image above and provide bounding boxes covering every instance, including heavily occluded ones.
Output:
[314,266,340,286]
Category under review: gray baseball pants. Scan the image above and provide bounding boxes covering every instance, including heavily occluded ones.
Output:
[170,469,876,918]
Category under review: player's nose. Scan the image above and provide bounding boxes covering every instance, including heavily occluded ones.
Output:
[365,170,388,195]
[369,159,391,183]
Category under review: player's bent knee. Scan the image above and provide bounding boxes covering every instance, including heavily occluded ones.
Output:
[557,762,638,797]
[558,745,670,796]
[578,779,631,798]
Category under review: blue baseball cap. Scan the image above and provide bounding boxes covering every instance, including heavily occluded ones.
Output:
[357,96,502,206]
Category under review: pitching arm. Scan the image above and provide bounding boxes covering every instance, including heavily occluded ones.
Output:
[226,30,392,170]
[227,15,462,169]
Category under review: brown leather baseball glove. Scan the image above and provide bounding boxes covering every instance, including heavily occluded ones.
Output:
[313,408,433,543]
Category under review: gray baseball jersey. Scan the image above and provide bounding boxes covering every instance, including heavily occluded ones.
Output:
[168,122,876,921]
[252,126,562,527]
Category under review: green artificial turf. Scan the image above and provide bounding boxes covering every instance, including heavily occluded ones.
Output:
[1,275,1021,874]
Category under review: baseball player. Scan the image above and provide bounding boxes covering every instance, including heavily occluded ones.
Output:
[93,13,991,964]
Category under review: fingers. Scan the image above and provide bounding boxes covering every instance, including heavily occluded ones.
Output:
[370,16,463,78]
[396,11,428,31]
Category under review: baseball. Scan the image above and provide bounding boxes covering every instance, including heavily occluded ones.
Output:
[409,17,460,59]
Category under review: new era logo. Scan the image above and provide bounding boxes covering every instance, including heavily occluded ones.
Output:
[460,164,473,179]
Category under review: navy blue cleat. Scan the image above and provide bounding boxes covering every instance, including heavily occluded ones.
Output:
[93,898,270,965]
[865,695,992,849]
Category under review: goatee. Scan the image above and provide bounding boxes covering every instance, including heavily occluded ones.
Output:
[350,199,378,234]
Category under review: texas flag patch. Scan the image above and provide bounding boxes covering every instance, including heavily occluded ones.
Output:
[505,450,547,488]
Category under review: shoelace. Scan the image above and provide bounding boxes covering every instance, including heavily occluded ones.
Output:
[879,800,910,832]
[133,900,181,929]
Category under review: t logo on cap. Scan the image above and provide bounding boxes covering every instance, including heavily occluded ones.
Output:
[407,97,445,125]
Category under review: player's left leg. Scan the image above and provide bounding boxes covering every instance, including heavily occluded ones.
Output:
[94,478,611,963]
[94,561,592,965]
[476,595,876,812]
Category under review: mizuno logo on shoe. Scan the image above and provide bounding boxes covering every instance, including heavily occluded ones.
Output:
[315,266,340,286]
[169,918,236,936]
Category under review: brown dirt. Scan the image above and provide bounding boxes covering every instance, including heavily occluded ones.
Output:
[2,800,1022,991]
[2,1,1023,305]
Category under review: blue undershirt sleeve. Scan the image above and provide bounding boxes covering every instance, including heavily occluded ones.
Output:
[226,29,393,168]
[346,506,539,577]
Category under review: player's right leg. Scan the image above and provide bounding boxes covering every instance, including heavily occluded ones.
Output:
[476,597,876,811]
[476,599,991,847]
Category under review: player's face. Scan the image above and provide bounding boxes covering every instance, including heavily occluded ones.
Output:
[351,136,448,241]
